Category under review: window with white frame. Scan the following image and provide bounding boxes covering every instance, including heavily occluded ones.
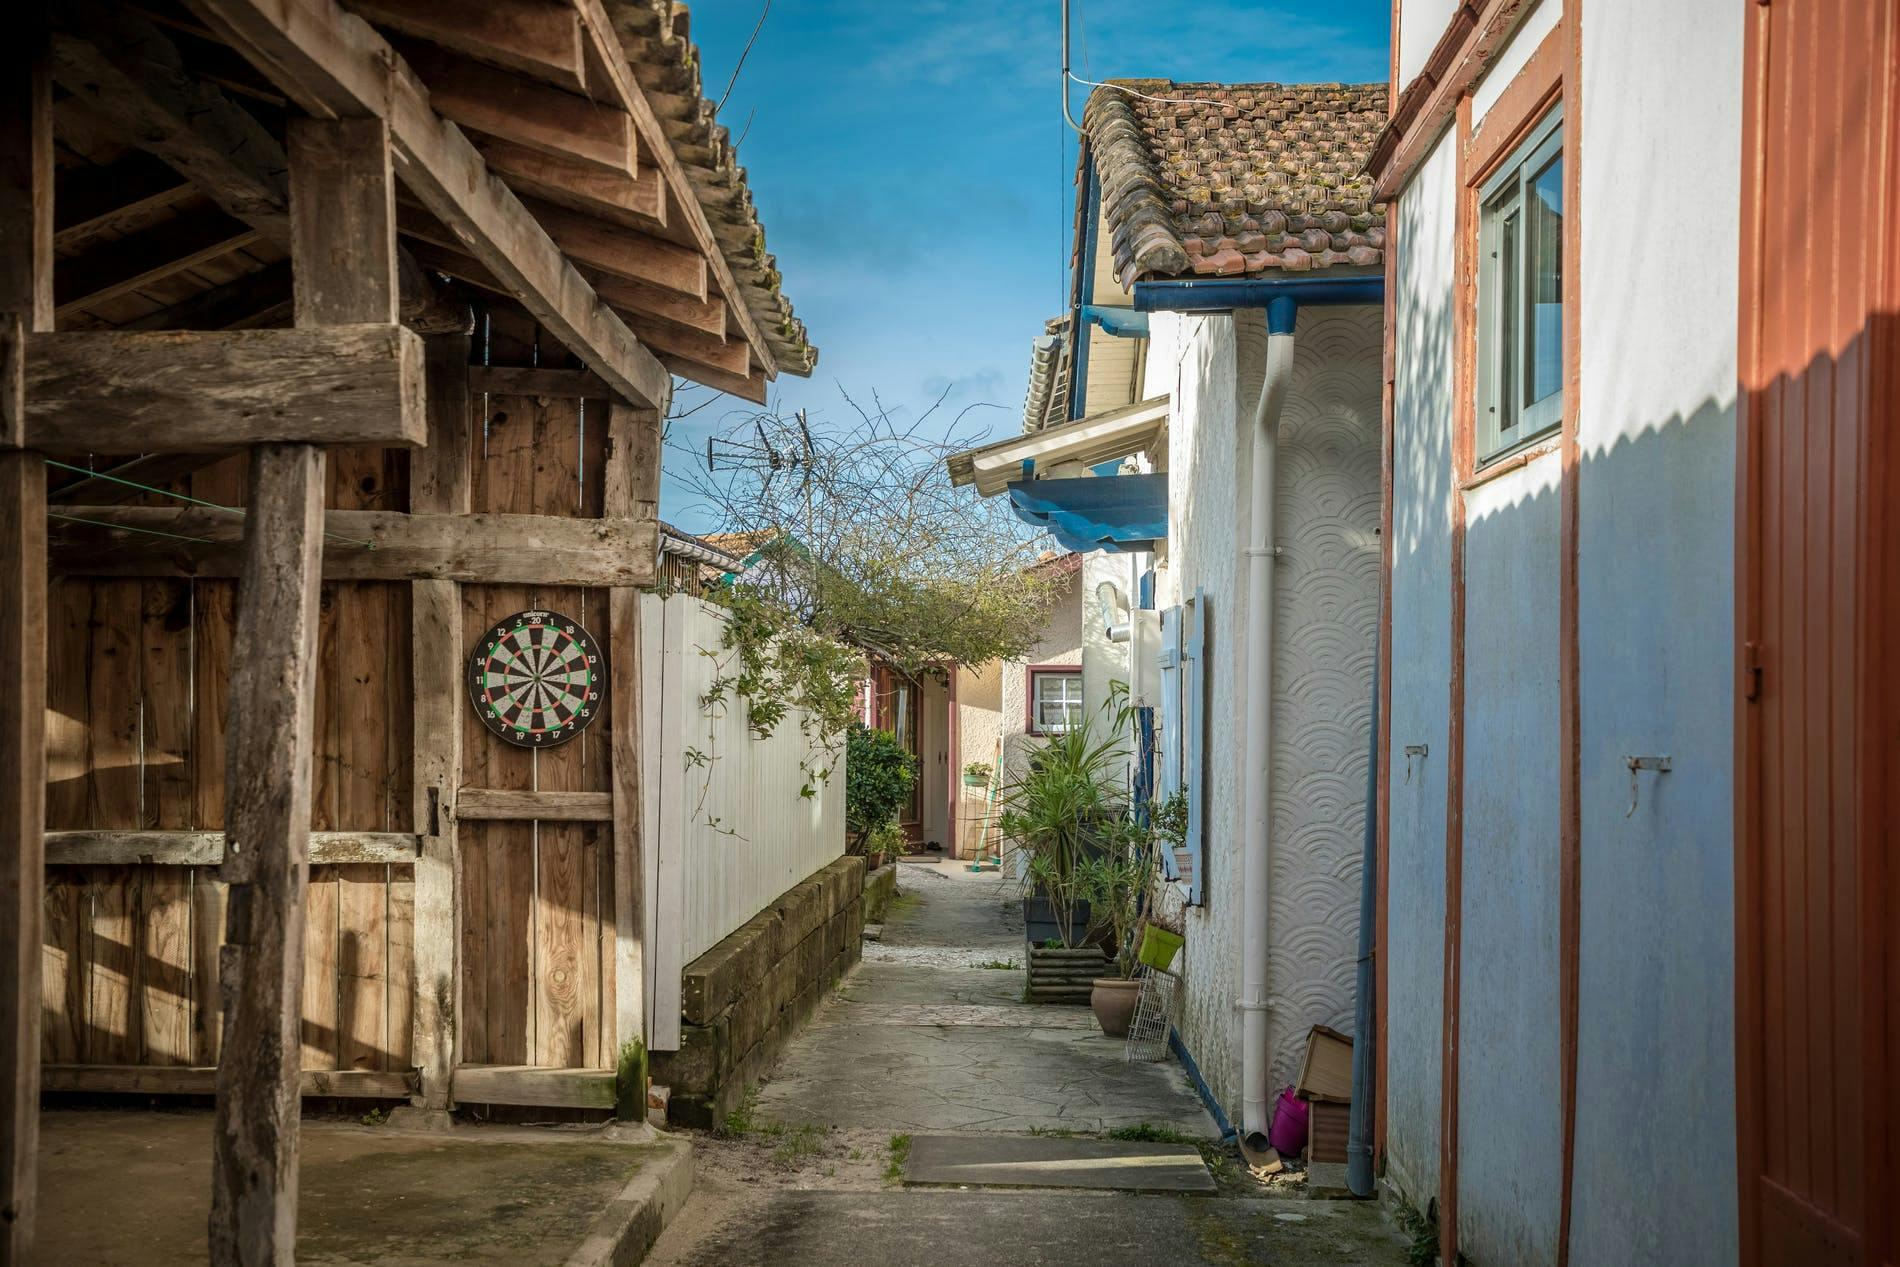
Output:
[1028,668,1083,735]
[1477,104,1564,463]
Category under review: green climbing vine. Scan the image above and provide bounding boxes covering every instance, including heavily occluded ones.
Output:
[683,587,864,836]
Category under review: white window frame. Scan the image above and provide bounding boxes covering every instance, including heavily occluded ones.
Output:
[1476,103,1565,464]
[1028,667,1084,736]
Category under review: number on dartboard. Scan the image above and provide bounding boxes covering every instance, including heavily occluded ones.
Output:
[465,609,606,748]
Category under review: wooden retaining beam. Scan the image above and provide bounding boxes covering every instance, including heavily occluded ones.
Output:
[49,509,660,587]
[452,1065,617,1111]
[44,832,418,867]
[44,1066,416,1100]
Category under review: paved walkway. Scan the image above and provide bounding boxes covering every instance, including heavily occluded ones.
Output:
[647,861,1412,1266]
[753,860,1215,1136]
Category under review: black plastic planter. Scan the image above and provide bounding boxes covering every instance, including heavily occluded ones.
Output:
[1022,896,1092,947]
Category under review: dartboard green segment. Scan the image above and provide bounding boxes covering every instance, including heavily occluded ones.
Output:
[466,609,605,747]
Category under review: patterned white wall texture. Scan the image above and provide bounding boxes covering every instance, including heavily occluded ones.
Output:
[1154,305,1383,1115]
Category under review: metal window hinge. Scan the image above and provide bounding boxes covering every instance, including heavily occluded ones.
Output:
[1743,641,1764,702]
[1403,744,1429,783]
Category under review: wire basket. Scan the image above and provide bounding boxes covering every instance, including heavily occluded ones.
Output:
[1123,966,1180,1063]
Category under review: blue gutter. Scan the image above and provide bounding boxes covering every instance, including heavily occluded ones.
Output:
[1132,275,1385,318]
[1170,1027,1237,1142]
[1069,160,1104,420]
[1080,304,1149,338]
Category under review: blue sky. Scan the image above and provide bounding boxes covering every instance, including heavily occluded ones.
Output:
[664,1,1389,528]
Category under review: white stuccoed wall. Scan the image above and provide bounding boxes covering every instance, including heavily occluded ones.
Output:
[1148,303,1383,1119]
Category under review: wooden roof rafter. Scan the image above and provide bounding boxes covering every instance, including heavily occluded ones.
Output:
[182,0,675,409]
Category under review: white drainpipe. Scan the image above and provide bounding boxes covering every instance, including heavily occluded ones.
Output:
[1239,302,1298,1158]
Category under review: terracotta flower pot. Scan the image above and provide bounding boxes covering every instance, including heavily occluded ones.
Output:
[1090,977,1142,1037]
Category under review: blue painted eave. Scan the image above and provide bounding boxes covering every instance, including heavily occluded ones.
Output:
[1007,472,1168,555]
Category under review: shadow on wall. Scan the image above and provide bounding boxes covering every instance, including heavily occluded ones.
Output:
[1386,389,1744,1267]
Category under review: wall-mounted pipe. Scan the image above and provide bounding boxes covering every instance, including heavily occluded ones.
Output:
[1141,275,1383,1162]
[1098,580,1131,643]
[1237,300,1297,1160]
[1060,0,1082,132]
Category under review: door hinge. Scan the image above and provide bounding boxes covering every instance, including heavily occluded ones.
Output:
[1743,641,1764,701]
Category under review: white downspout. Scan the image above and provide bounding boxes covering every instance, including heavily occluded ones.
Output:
[1239,303,1298,1159]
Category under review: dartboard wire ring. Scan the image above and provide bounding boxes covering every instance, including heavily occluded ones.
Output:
[466,609,605,748]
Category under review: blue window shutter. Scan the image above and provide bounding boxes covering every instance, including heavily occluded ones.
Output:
[1156,606,1183,879]
[1184,590,1207,906]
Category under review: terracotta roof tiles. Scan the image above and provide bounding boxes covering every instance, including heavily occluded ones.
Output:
[1083,81,1388,287]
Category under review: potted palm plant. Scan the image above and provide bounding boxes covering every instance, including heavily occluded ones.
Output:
[997,716,1128,948]
[1074,815,1163,1036]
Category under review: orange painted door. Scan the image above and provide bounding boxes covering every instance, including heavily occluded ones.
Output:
[1736,3,1899,1266]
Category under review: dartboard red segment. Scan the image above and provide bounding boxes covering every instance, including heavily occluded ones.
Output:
[466,609,605,748]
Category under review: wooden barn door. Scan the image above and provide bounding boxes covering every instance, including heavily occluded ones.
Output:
[1736,3,1900,1265]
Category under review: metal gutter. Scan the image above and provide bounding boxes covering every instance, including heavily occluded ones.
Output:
[1132,275,1385,313]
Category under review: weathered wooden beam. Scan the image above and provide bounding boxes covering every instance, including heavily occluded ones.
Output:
[408,580,460,1113]
[519,197,705,301]
[587,271,726,340]
[400,44,634,177]
[402,233,726,343]
[405,330,467,1118]
[412,335,473,515]
[654,353,766,406]
[187,0,671,408]
[288,116,399,325]
[469,364,610,400]
[52,155,198,251]
[44,831,417,866]
[454,789,614,822]
[0,28,51,1263]
[621,312,746,378]
[48,4,291,238]
[52,209,261,319]
[121,260,294,333]
[346,0,588,92]
[50,507,660,586]
[44,1065,416,1099]
[208,444,325,1267]
[22,326,426,453]
[475,136,663,228]
[452,1064,616,1109]
[574,0,775,371]
[606,399,659,1056]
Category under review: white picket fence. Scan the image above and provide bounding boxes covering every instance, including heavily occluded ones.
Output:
[640,593,846,1050]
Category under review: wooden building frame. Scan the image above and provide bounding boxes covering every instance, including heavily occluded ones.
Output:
[1,1,813,1261]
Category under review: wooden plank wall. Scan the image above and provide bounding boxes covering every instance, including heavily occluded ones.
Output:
[458,316,616,1069]
[41,450,416,1074]
[39,314,619,1080]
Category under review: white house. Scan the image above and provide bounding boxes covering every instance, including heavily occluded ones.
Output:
[948,80,1389,1150]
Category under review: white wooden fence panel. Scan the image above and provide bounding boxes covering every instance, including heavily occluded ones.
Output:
[641,593,846,1050]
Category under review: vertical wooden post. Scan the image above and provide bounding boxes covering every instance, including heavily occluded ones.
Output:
[407,333,470,1115]
[210,115,398,1265]
[0,22,51,1266]
[207,444,325,1266]
[606,399,662,1063]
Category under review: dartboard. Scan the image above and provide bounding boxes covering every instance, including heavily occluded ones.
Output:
[467,610,605,747]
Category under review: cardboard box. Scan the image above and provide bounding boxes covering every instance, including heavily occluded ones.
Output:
[1306,1097,1351,1164]
[1295,1024,1353,1104]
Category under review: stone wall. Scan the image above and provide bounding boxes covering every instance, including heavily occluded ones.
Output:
[651,855,866,1128]
[862,862,898,925]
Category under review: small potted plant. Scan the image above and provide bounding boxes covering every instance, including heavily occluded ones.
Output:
[962,760,992,788]
[1153,791,1193,888]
